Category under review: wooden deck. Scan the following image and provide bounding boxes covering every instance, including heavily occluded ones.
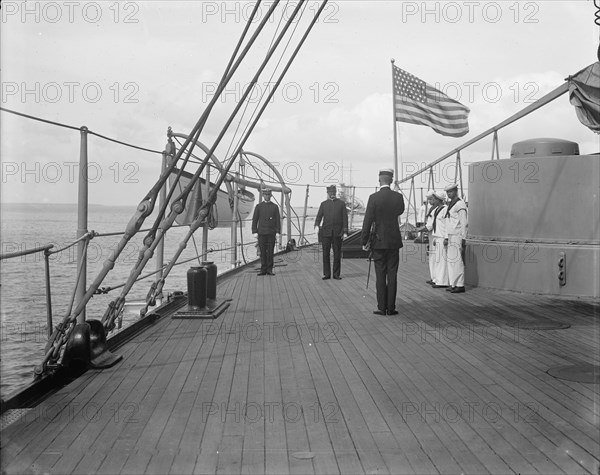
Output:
[2,244,599,474]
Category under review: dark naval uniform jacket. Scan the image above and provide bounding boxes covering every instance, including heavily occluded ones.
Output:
[361,186,405,249]
[251,201,281,235]
[315,198,348,238]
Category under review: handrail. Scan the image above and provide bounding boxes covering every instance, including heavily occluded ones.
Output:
[397,81,570,185]
[0,106,163,155]
[0,243,56,341]
[0,244,54,260]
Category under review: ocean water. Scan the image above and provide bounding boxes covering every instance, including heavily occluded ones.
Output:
[0,203,267,398]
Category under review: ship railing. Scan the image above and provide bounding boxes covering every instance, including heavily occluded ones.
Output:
[1,244,56,340]
[393,82,570,224]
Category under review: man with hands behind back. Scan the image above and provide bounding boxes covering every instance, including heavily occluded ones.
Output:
[361,169,405,316]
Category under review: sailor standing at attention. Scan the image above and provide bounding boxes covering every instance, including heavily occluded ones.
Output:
[315,185,348,280]
[443,183,467,293]
[415,190,449,288]
[360,169,405,315]
[415,190,436,284]
[251,187,281,276]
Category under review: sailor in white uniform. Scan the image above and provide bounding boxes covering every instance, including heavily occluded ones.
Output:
[416,190,448,287]
[429,190,449,287]
[416,191,436,284]
[443,183,467,293]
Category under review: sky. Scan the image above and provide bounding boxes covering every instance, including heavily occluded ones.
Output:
[1,0,599,209]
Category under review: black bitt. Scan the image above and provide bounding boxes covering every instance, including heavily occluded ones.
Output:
[187,266,208,310]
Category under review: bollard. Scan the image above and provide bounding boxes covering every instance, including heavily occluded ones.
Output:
[174,264,229,319]
[187,266,208,310]
[202,261,218,301]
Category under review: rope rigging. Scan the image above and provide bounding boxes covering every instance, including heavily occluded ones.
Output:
[135,0,320,322]
[138,0,280,253]
[9,0,333,377]
[49,0,284,344]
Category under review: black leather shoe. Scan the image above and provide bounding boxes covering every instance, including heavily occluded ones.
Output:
[432,284,448,288]
[322,276,331,280]
[258,272,267,276]
[373,310,386,315]
[426,280,434,285]
[387,310,399,315]
[450,286,465,293]
[446,286,455,292]
[267,272,275,276]
[333,276,342,280]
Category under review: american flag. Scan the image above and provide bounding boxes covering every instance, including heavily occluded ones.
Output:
[393,65,470,137]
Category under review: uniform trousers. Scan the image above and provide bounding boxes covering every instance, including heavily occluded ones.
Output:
[446,234,464,287]
[321,235,342,278]
[431,236,449,285]
[258,234,276,273]
[427,243,435,281]
[372,248,400,312]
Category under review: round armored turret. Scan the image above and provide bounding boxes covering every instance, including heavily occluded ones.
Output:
[510,137,579,158]
[465,138,599,298]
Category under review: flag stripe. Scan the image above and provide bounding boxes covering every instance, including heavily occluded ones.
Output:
[395,98,470,121]
[393,65,470,137]
[395,114,469,137]
[395,102,469,134]
[395,114,469,136]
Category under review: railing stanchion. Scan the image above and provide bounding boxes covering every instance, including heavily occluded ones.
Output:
[202,165,210,260]
[349,186,356,230]
[155,148,169,296]
[76,126,89,324]
[44,249,53,339]
[285,189,292,247]
[300,185,309,244]
[231,170,240,268]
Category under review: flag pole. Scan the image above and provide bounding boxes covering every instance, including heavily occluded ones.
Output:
[391,59,400,190]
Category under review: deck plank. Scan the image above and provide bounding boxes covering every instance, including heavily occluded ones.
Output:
[217,272,254,475]
[291,274,368,474]
[194,272,252,474]
[279,275,341,475]
[241,265,267,475]
[275,277,315,475]
[263,273,290,475]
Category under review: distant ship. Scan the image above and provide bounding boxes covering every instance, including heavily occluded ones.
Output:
[338,182,364,214]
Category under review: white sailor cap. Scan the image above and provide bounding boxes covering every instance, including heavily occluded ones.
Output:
[425,190,435,198]
[379,168,394,177]
[433,190,446,200]
[444,183,458,192]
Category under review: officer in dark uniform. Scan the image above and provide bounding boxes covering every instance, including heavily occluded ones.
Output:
[361,169,405,315]
[251,188,281,275]
[315,185,348,280]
